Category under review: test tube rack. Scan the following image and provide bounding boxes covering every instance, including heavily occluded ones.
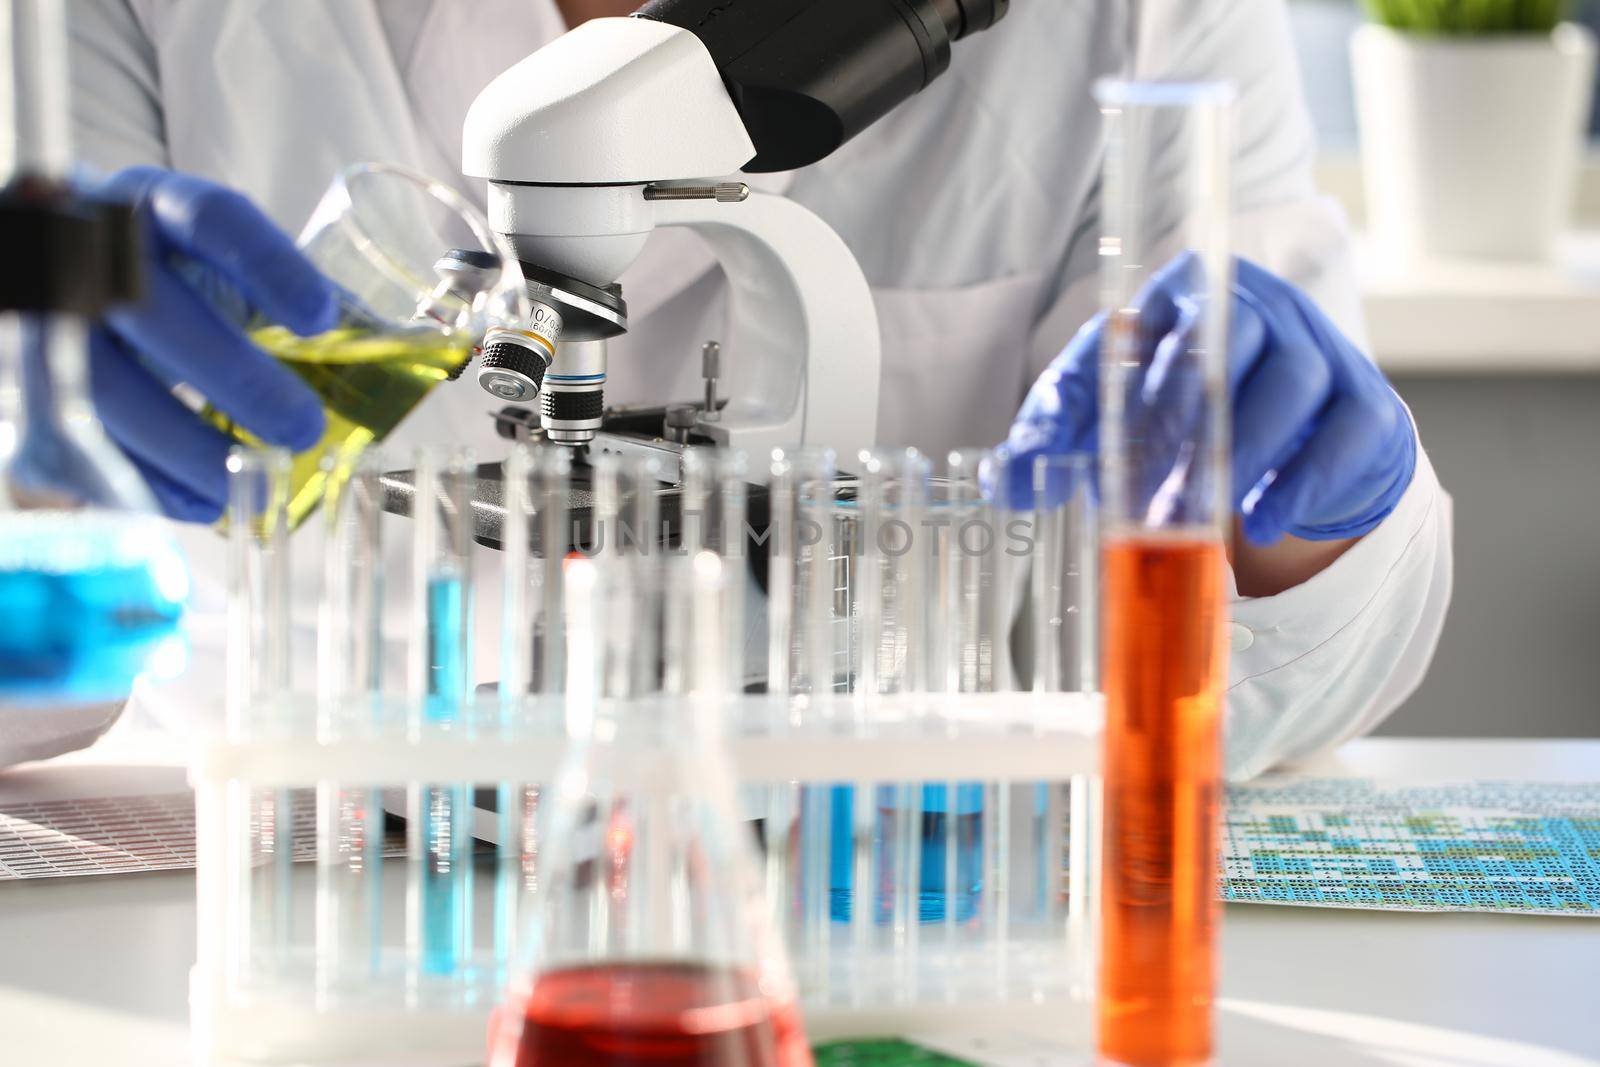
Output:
[189,693,1101,1066]
[192,444,1102,1067]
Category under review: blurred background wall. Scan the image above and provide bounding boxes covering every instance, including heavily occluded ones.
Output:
[1288,0,1600,739]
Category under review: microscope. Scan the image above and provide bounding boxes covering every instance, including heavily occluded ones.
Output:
[384,0,1008,548]
[464,0,1006,471]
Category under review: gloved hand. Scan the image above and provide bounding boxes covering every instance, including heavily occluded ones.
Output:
[86,167,337,522]
[999,254,1416,545]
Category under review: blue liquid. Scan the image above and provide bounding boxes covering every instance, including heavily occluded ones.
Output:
[827,784,986,925]
[0,516,186,704]
[420,572,471,976]
[420,782,473,975]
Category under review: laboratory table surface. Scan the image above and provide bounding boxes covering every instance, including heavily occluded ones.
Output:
[0,737,1595,1067]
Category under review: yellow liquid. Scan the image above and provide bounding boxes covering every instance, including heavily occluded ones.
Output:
[210,324,471,530]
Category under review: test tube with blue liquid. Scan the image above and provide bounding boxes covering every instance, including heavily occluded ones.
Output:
[1025,451,1099,987]
[760,447,843,969]
[315,446,387,993]
[830,449,933,939]
[407,448,477,983]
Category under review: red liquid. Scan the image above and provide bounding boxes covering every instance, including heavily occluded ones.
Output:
[1098,538,1227,1067]
[490,961,814,1067]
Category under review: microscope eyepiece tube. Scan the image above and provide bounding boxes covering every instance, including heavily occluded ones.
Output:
[635,0,1010,172]
[933,0,1010,39]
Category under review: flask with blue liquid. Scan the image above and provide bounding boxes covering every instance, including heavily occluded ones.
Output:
[0,1,187,708]
[0,229,189,706]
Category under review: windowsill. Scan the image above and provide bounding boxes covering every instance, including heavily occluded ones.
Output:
[1356,233,1600,374]
[1317,150,1600,229]
[1320,152,1600,374]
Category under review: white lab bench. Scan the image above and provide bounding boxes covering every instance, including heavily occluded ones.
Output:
[0,738,1596,1067]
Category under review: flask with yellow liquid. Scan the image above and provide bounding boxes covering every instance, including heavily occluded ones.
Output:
[207,163,535,530]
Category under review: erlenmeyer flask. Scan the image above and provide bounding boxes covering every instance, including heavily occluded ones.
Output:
[0,0,186,706]
[489,552,813,1067]
[0,303,188,706]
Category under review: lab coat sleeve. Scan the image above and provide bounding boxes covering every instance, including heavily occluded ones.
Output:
[1225,446,1452,779]
[63,0,169,172]
[1026,0,1454,779]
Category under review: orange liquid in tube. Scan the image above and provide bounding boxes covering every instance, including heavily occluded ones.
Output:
[1098,536,1227,1067]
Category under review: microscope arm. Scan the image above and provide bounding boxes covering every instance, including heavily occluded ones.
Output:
[649,190,880,465]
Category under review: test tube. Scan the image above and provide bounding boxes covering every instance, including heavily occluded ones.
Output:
[852,450,932,952]
[1094,79,1233,1067]
[927,450,997,938]
[315,446,387,994]
[583,452,676,950]
[761,446,837,974]
[224,447,295,984]
[588,452,664,698]
[679,448,749,696]
[406,448,477,983]
[1028,454,1099,696]
[494,444,570,968]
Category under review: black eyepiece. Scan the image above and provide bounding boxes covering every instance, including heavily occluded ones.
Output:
[638,0,1011,172]
[931,0,1010,40]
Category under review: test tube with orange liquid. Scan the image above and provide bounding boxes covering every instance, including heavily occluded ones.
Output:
[1092,79,1236,1067]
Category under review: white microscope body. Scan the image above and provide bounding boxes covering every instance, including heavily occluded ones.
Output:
[463,17,881,466]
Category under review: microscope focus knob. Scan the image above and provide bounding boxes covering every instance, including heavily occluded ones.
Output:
[477,333,553,402]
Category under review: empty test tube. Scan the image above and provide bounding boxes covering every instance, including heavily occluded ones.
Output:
[680,448,749,695]
[495,445,570,969]
[224,447,295,983]
[407,448,477,982]
[314,447,388,993]
[1028,453,1098,696]
[588,452,664,698]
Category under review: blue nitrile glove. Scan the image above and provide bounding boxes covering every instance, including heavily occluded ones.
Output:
[998,254,1416,544]
[86,167,337,522]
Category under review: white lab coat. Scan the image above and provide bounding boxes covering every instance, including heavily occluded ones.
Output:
[39,0,1452,779]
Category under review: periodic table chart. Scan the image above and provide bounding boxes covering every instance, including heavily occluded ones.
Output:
[1221,778,1600,915]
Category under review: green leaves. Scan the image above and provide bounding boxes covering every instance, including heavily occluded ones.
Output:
[1361,0,1568,33]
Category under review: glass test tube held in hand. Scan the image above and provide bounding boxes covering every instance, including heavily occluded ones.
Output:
[1093,80,1234,1067]
[207,164,529,530]
[407,448,478,984]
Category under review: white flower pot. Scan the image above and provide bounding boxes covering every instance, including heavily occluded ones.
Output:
[1351,22,1597,261]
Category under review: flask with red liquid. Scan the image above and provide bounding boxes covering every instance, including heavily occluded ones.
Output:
[489,550,813,1067]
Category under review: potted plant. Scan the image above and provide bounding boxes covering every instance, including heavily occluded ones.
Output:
[1352,0,1597,260]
